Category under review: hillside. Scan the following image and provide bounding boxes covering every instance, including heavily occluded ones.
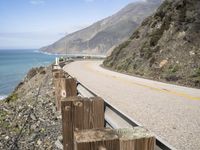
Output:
[104,0,200,88]
[40,0,163,55]
[0,66,62,149]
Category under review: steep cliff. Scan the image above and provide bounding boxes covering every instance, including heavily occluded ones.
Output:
[0,66,62,149]
[104,0,200,88]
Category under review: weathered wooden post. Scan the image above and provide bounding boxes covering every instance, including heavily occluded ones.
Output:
[52,68,64,86]
[52,69,62,110]
[55,77,77,111]
[74,128,120,150]
[53,69,64,111]
[74,127,155,150]
[53,69,65,79]
[118,127,155,150]
[52,66,77,111]
[60,77,77,98]
[61,96,105,150]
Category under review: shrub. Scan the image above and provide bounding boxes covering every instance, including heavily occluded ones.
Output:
[5,93,18,103]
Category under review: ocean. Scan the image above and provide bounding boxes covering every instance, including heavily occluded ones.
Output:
[0,49,57,100]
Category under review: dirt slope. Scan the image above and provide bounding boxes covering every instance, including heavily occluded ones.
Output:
[0,66,62,149]
[104,0,200,88]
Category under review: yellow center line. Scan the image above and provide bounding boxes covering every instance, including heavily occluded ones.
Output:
[84,62,200,101]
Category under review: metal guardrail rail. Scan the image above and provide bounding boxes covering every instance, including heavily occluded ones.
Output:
[58,60,175,150]
[75,81,176,150]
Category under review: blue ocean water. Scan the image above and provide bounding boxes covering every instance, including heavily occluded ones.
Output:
[0,49,56,100]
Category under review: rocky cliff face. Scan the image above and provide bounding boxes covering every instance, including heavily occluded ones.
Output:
[104,0,200,88]
[40,0,163,55]
[0,66,62,149]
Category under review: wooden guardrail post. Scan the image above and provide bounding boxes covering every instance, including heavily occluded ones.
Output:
[118,127,155,150]
[74,128,120,150]
[74,127,155,150]
[53,69,65,79]
[60,77,77,98]
[52,69,64,86]
[55,77,77,111]
[61,96,104,150]
[53,69,62,111]
[52,66,77,111]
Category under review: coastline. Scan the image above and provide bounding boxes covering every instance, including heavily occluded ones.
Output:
[0,65,62,149]
[0,95,7,100]
[36,50,63,56]
[0,50,56,99]
[39,49,106,58]
[0,50,105,100]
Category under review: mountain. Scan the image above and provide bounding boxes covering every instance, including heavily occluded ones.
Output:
[104,0,200,88]
[40,0,163,55]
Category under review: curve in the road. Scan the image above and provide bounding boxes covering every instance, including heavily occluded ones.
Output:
[63,60,200,150]
[84,62,200,101]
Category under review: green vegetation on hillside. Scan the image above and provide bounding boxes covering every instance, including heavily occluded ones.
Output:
[104,0,200,88]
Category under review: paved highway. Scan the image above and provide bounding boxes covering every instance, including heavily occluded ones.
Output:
[63,60,200,150]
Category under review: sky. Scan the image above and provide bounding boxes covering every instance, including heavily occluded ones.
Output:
[0,0,141,49]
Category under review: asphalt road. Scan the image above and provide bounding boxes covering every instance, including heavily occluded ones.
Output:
[63,60,200,150]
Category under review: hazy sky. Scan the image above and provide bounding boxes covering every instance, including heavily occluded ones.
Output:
[0,0,141,49]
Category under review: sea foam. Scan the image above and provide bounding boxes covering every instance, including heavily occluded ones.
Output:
[0,95,7,100]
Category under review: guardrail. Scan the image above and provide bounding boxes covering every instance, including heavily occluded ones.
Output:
[76,82,175,150]
[53,61,176,150]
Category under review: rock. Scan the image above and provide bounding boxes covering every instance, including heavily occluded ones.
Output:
[38,118,45,122]
[189,51,195,56]
[55,139,63,150]
[159,59,168,68]
[30,124,37,130]
[37,139,42,145]
[25,68,38,80]
[30,114,37,121]
[57,136,62,141]
[40,70,46,74]
[0,65,62,150]
[4,136,9,140]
